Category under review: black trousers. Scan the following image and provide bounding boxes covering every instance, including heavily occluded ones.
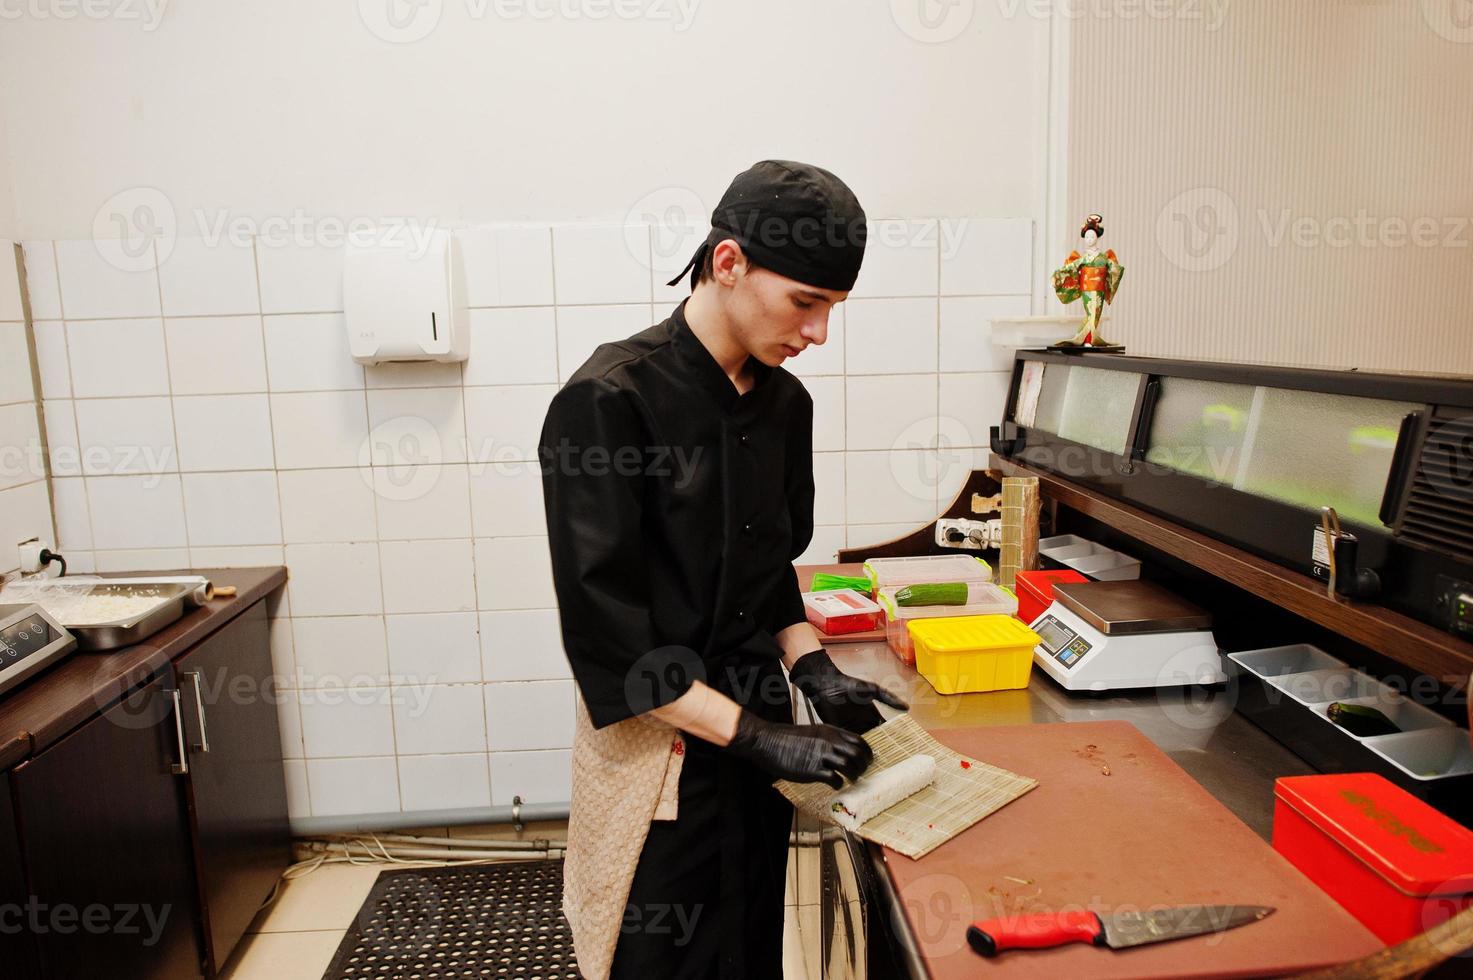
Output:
[609,668,794,979]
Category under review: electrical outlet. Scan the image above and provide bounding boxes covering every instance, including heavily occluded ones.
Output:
[18,538,46,574]
[935,519,995,551]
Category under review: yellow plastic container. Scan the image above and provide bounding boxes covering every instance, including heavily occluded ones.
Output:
[907,615,1040,694]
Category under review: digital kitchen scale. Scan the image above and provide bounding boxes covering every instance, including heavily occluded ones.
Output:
[0,603,78,698]
[1030,581,1227,692]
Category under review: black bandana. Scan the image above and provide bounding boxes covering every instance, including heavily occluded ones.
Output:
[668,159,868,293]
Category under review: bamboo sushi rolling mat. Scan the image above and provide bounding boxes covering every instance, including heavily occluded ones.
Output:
[775,714,1038,858]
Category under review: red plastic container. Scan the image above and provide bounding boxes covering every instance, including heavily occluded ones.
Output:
[1273,773,1473,944]
[1014,570,1088,625]
[802,589,883,636]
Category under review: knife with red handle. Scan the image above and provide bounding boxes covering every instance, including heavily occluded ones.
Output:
[967,904,1274,957]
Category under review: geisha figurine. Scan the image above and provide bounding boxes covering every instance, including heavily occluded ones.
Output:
[1052,213,1124,349]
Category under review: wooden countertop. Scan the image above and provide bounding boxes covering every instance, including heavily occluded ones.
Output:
[0,567,287,772]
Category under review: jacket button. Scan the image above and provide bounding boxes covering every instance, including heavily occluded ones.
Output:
[736,610,747,620]
[738,432,750,446]
[742,522,753,535]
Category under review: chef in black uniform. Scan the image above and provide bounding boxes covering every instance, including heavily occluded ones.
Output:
[540,160,908,979]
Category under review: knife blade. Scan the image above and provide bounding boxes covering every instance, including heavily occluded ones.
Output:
[966,904,1274,957]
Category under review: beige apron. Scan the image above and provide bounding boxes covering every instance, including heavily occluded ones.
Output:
[563,692,686,980]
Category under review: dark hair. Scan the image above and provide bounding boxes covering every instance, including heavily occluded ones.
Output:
[1081,214,1104,239]
[695,239,762,286]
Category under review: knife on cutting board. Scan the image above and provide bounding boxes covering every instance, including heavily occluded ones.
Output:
[967,904,1274,957]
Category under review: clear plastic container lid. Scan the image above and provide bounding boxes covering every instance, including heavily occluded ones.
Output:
[877,583,1016,620]
[863,555,993,589]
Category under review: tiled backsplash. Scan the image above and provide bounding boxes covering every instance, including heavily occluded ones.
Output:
[0,243,55,577]
[17,218,1033,823]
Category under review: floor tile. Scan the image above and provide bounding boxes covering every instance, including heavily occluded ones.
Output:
[219,929,346,980]
[246,864,380,934]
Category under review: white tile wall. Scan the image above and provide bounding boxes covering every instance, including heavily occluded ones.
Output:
[263,313,363,391]
[20,242,62,320]
[31,320,69,398]
[393,684,487,755]
[256,242,344,314]
[463,308,558,386]
[158,238,260,317]
[269,391,369,470]
[0,323,33,403]
[277,468,378,543]
[490,750,572,807]
[53,239,161,318]
[291,615,391,687]
[551,225,652,306]
[20,218,1032,820]
[164,316,269,394]
[457,226,555,308]
[555,304,653,383]
[399,754,493,812]
[849,219,940,298]
[73,397,176,475]
[175,393,276,471]
[66,318,170,397]
[846,298,940,376]
[387,612,482,685]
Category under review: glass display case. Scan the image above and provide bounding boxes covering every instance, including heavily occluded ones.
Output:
[992,352,1473,638]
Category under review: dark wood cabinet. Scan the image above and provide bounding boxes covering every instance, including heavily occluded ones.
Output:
[175,601,292,976]
[11,671,205,979]
[0,570,292,980]
[0,775,41,977]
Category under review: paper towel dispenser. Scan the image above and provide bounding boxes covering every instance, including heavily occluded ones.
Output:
[344,228,469,365]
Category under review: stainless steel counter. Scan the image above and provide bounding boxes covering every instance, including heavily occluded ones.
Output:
[826,639,1314,841]
[791,639,1317,980]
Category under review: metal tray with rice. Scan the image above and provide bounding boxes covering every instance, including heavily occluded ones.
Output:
[0,579,197,650]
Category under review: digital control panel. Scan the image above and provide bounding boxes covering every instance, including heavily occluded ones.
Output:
[0,615,56,668]
[1034,614,1093,670]
[0,603,77,699]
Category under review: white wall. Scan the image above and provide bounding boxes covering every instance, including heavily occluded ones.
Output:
[0,108,57,575]
[0,2,1048,238]
[1066,1,1473,373]
[1,4,1052,825]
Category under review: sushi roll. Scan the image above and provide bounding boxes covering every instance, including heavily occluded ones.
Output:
[829,755,937,832]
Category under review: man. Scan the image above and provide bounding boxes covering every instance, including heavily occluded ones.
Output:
[539,160,908,979]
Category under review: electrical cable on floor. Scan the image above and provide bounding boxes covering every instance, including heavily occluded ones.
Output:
[255,831,571,913]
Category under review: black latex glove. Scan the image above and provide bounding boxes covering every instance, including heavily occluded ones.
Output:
[789,649,910,735]
[725,710,874,789]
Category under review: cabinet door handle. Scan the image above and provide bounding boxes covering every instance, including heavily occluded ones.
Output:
[169,688,189,776]
[185,669,210,754]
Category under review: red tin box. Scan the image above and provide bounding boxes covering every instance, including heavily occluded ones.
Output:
[1273,773,1473,944]
[1014,569,1088,625]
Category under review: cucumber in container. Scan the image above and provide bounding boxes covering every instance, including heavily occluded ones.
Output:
[877,583,1017,666]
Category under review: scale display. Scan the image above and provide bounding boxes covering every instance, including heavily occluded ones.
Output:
[1034,613,1092,670]
[0,603,78,699]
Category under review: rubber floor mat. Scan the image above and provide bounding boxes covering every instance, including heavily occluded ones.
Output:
[322,859,580,979]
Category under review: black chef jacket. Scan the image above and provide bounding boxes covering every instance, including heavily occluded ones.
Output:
[539,299,815,729]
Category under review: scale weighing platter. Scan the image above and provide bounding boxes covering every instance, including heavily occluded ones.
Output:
[1031,580,1226,691]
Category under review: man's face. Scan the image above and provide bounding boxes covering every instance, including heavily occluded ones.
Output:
[726,256,846,367]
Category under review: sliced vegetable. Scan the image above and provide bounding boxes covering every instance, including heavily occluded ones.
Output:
[895,582,970,606]
[1327,701,1401,738]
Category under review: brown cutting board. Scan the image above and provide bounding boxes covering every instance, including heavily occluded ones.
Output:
[879,721,1384,978]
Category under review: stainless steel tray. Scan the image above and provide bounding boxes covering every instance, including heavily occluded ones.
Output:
[0,579,198,651]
